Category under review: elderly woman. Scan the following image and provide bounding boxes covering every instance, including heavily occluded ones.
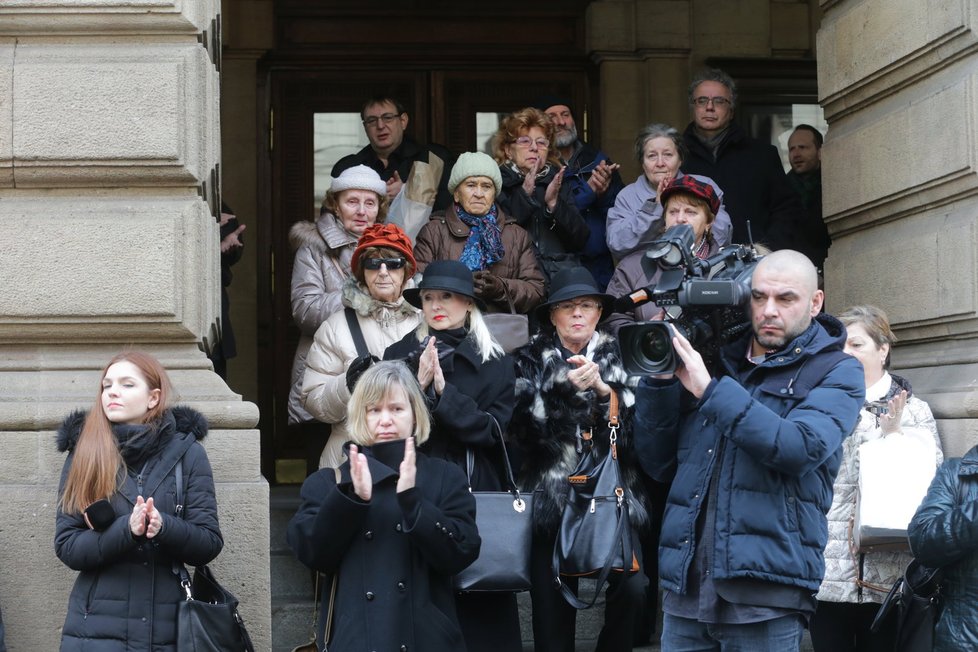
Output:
[414,152,546,313]
[301,223,422,469]
[606,123,731,261]
[288,165,388,426]
[512,266,648,652]
[811,305,943,652]
[288,361,480,652]
[605,175,724,334]
[492,108,589,281]
[384,259,521,652]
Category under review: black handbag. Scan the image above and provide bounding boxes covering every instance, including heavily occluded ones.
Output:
[482,290,529,354]
[172,458,255,652]
[453,416,533,592]
[552,392,639,609]
[870,559,943,652]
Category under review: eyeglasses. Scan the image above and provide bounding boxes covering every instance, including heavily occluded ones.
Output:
[692,96,732,108]
[362,113,402,128]
[513,136,550,149]
[552,299,601,313]
[361,257,406,270]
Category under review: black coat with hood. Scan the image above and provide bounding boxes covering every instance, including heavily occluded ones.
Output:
[55,407,223,652]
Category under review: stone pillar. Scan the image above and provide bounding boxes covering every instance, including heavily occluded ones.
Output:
[0,2,270,650]
[818,0,978,456]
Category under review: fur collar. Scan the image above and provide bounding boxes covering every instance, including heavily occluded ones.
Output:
[56,405,208,453]
[288,212,358,255]
[341,276,419,322]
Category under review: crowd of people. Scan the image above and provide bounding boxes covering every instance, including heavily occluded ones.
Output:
[40,65,975,652]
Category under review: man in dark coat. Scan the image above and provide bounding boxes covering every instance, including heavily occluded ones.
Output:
[634,249,864,650]
[332,95,455,211]
[680,69,801,251]
[538,97,624,290]
[786,124,831,270]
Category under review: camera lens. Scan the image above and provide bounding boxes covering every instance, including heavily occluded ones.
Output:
[640,328,672,364]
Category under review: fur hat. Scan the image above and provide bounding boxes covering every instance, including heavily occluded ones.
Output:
[351,223,416,274]
[403,259,486,311]
[448,152,502,195]
[330,164,387,196]
[659,175,721,216]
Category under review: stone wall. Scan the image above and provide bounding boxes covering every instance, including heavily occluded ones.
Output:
[0,2,270,649]
[818,0,978,457]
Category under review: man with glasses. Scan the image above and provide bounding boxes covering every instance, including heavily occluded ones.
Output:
[537,96,623,290]
[332,95,455,211]
[681,69,801,252]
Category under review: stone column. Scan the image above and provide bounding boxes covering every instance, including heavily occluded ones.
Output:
[0,2,270,649]
[818,0,978,456]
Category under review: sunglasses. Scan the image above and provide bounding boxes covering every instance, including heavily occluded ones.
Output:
[361,257,407,270]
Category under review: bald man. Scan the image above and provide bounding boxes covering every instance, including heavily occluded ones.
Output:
[633,250,864,651]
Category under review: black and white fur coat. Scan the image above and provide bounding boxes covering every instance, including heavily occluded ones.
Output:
[512,328,648,536]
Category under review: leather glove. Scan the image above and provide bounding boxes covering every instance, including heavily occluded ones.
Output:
[472,270,505,301]
[346,354,380,393]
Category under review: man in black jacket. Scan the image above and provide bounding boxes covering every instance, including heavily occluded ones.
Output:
[538,97,624,289]
[332,96,454,210]
[786,124,831,270]
[681,69,800,251]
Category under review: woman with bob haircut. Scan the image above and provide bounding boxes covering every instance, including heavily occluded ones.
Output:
[492,107,589,280]
[55,350,223,651]
[288,360,480,652]
[385,259,521,652]
[606,122,731,261]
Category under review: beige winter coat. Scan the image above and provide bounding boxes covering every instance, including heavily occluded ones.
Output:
[301,278,421,469]
[817,372,943,604]
[287,213,360,424]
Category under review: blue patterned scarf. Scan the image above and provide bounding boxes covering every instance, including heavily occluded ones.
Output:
[456,202,505,271]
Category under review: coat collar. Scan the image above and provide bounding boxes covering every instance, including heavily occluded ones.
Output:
[960,445,978,477]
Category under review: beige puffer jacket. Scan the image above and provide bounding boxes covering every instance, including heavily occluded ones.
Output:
[301,278,421,469]
[287,213,359,425]
[817,372,943,604]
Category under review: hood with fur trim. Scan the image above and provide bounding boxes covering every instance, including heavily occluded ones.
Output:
[288,212,359,256]
[56,405,208,453]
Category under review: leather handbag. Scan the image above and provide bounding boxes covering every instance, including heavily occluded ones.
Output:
[177,565,255,652]
[870,559,943,652]
[172,458,255,652]
[482,290,529,354]
[452,416,533,593]
[552,391,639,609]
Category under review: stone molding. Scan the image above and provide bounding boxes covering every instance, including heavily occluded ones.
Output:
[7,41,219,187]
[0,196,219,343]
[0,0,219,35]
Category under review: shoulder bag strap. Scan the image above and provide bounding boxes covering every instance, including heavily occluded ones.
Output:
[171,456,192,588]
[344,307,370,359]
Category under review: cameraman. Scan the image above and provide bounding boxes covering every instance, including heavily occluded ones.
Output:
[633,250,863,650]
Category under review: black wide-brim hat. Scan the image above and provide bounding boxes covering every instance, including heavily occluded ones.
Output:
[534,266,615,323]
[403,259,487,311]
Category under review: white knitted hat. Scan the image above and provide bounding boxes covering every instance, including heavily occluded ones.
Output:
[330,164,387,196]
[448,151,502,195]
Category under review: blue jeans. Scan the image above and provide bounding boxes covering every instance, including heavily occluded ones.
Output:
[661,613,805,652]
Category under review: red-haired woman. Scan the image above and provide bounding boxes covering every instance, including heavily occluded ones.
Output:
[55,351,223,651]
[492,107,589,281]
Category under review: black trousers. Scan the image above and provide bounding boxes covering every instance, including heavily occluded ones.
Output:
[530,531,648,652]
[456,591,522,652]
[810,600,896,652]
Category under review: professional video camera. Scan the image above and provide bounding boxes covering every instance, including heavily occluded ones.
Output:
[616,224,762,375]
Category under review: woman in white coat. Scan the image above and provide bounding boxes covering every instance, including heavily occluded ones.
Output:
[812,305,943,652]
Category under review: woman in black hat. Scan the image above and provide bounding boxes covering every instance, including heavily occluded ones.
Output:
[383,259,522,652]
[511,266,649,652]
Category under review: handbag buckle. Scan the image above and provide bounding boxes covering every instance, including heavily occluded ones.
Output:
[181,579,193,601]
[513,497,527,513]
[589,499,596,514]
[615,487,624,506]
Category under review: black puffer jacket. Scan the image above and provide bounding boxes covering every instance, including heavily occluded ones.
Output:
[511,329,648,535]
[55,407,223,652]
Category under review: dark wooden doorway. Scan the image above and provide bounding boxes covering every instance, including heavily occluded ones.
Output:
[256,1,594,482]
